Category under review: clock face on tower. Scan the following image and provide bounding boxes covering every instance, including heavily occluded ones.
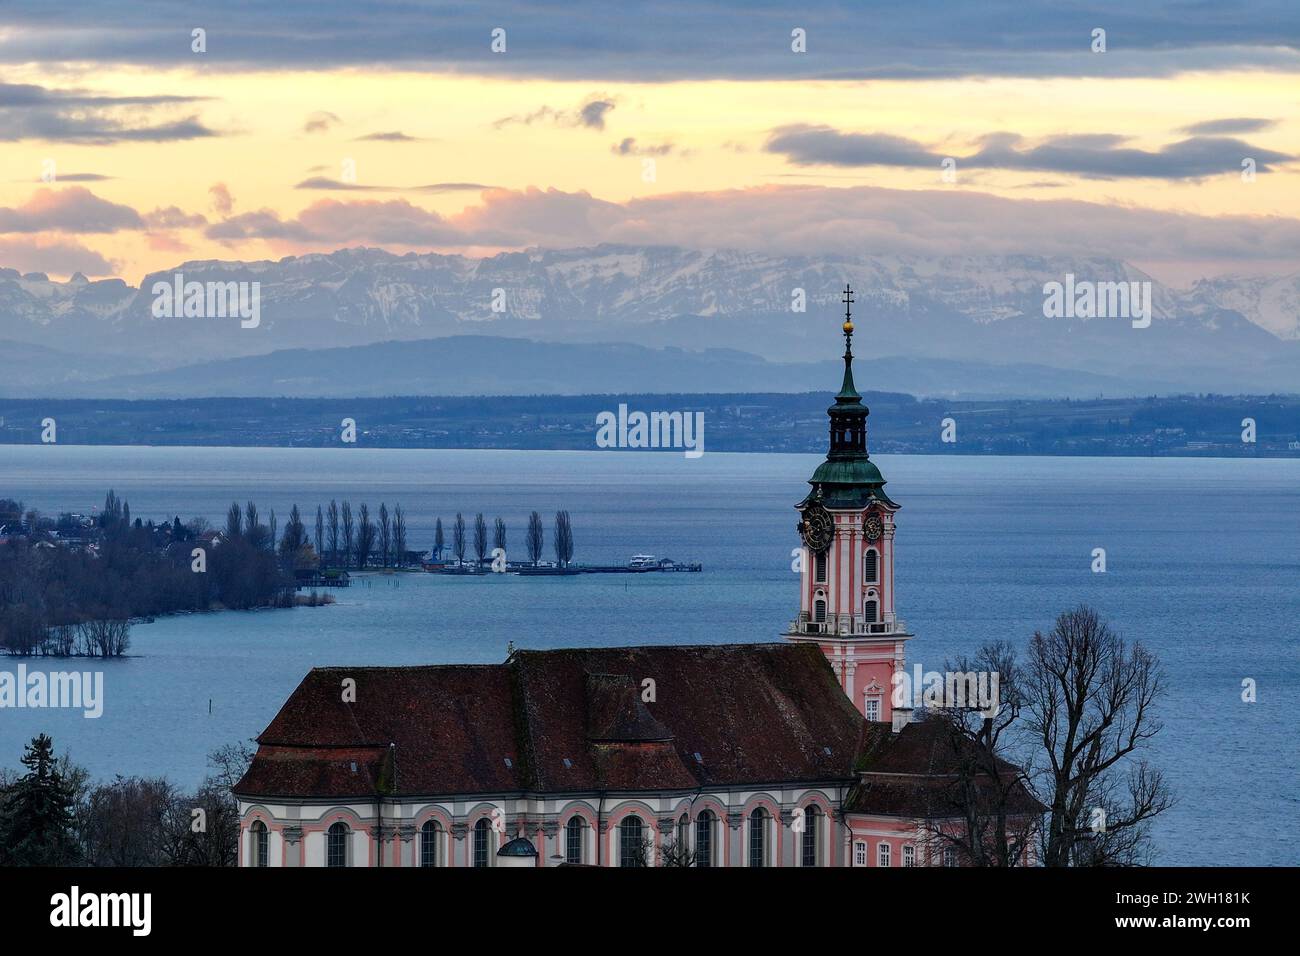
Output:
[863,513,883,541]
[800,503,834,552]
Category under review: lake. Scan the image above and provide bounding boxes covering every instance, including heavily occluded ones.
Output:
[1,444,1297,865]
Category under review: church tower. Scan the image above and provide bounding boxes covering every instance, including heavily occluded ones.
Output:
[783,285,911,723]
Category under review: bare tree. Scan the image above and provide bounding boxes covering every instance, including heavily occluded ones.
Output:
[434,517,444,562]
[224,502,242,540]
[659,835,696,868]
[1028,606,1172,867]
[553,511,574,568]
[244,502,260,549]
[75,619,130,657]
[355,504,375,569]
[279,504,307,559]
[392,504,407,568]
[493,517,507,557]
[314,505,325,564]
[921,641,1040,867]
[378,503,391,568]
[341,501,354,569]
[326,500,340,567]
[526,511,544,566]
[453,513,466,566]
[473,513,488,569]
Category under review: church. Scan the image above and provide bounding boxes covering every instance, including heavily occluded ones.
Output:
[233,288,1039,867]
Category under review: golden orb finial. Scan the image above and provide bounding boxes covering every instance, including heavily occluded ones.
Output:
[843,320,854,333]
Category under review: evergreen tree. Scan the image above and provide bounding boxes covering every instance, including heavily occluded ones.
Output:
[0,735,79,866]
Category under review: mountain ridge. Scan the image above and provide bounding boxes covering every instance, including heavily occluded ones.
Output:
[1,244,1296,397]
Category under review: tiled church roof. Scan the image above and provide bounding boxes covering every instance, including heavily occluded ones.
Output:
[846,717,1045,818]
[235,642,1042,821]
[235,643,869,801]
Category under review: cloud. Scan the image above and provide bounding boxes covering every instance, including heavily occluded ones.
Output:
[303,111,342,134]
[766,127,941,167]
[196,183,1300,264]
[1179,117,1277,135]
[0,237,115,275]
[0,187,143,234]
[494,95,616,130]
[610,137,673,156]
[354,130,421,142]
[765,125,1293,179]
[209,183,235,216]
[144,206,207,229]
[36,173,113,183]
[294,177,491,193]
[0,82,214,143]
[206,199,473,245]
[578,99,616,130]
[1,3,1297,79]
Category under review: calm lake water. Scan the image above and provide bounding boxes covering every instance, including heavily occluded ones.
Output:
[1,445,1297,865]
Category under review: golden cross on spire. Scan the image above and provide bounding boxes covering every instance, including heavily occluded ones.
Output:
[842,284,855,339]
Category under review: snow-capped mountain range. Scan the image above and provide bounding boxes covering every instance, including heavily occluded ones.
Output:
[1,245,1296,397]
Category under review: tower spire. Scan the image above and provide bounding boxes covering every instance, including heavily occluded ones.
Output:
[837,284,860,402]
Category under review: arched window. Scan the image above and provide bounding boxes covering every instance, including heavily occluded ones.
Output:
[326,822,349,868]
[801,805,820,867]
[565,816,586,865]
[863,548,878,583]
[749,809,766,868]
[676,813,689,856]
[251,820,268,868]
[473,818,492,868]
[814,599,827,623]
[814,549,827,583]
[619,815,645,868]
[420,820,440,867]
[864,599,878,623]
[695,810,714,868]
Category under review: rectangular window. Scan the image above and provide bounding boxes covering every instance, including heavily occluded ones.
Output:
[696,816,712,868]
[865,698,880,722]
[420,827,438,867]
[864,549,878,583]
[855,841,867,866]
[903,845,915,867]
[749,818,765,868]
[814,549,827,583]
[878,842,891,867]
[944,846,957,868]
[802,814,818,867]
[566,821,583,865]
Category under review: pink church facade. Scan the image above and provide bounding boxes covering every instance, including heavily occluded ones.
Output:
[234,288,1039,867]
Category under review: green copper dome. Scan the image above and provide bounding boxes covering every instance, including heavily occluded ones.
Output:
[802,285,897,511]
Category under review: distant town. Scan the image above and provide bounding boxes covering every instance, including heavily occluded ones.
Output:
[1,392,1298,457]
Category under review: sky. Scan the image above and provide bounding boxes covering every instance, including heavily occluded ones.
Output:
[0,1,1296,285]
